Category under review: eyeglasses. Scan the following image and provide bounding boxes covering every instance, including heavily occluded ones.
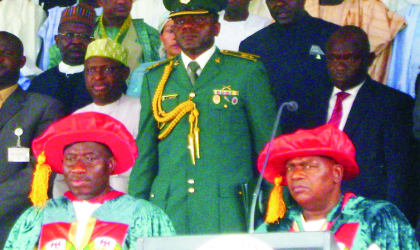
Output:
[86,66,124,75]
[57,33,94,41]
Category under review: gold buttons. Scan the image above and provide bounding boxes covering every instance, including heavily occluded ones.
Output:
[224,104,228,108]
[190,92,196,98]
[188,179,195,184]
[188,187,195,193]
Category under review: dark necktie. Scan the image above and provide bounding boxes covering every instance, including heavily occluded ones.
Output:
[328,91,350,128]
[188,61,200,85]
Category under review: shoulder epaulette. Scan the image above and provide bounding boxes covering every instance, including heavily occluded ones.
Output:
[220,50,260,62]
[145,57,174,71]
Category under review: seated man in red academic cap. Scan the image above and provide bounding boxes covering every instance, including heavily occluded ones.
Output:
[4,112,175,250]
[257,124,418,250]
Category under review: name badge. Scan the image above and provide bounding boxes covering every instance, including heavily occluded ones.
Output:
[8,127,30,162]
[8,147,30,162]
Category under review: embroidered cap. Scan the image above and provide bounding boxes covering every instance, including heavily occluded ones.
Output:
[30,112,138,208]
[85,38,129,66]
[60,3,96,29]
[164,0,228,18]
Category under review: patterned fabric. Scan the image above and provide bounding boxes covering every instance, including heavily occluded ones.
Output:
[258,193,419,250]
[4,193,175,250]
[60,4,96,28]
[328,92,350,127]
[86,38,129,66]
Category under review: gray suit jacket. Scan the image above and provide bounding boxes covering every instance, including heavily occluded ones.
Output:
[0,86,64,249]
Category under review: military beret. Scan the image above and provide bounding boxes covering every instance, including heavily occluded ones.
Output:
[163,0,228,18]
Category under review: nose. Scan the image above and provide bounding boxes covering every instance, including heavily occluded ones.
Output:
[289,167,306,181]
[71,159,87,174]
[70,35,83,44]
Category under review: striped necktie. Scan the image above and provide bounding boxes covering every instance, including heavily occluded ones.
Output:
[328,92,350,128]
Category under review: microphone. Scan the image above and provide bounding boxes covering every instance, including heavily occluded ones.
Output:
[248,101,298,233]
[286,101,298,112]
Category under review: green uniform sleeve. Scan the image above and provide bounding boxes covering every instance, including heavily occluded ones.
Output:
[128,72,159,199]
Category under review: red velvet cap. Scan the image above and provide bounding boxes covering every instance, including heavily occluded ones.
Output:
[32,112,137,175]
[258,124,359,184]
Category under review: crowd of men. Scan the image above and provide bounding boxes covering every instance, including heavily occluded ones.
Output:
[1,0,420,249]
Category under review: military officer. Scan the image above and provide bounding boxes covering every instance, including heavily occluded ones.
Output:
[128,0,277,235]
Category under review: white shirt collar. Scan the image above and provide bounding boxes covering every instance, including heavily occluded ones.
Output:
[58,61,85,75]
[331,79,366,97]
[181,45,216,75]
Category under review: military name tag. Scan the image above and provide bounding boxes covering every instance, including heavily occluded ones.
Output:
[8,147,30,162]
[162,94,179,101]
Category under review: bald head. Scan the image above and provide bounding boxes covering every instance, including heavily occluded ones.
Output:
[0,31,26,89]
[326,26,375,91]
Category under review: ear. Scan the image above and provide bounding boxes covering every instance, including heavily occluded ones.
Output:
[54,34,59,44]
[332,164,344,184]
[19,55,26,69]
[213,22,221,37]
[107,156,117,174]
[121,66,130,81]
[366,52,376,68]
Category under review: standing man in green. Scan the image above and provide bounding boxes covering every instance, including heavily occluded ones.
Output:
[128,0,277,235]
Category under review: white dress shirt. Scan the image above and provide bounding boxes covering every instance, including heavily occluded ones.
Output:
[181,45,216,78]
[327,81,365,130]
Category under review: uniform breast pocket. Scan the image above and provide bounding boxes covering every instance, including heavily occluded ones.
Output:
[209,95,247,136]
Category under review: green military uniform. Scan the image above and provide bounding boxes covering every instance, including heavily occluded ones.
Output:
[128,48,277,234]
[48,18,161,71]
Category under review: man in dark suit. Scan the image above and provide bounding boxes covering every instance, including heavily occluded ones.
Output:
[0,31,64,248]
[239,0,339,109]
[286,25,419,226]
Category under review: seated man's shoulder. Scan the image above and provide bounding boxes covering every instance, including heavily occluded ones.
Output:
[24,91,62,107]
[345,196,409,223]
[29,67,61,91]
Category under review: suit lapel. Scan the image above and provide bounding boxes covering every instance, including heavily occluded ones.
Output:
[343,79,373,136]
[0,86,25,131]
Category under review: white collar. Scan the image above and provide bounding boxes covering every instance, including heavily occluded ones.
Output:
[331,79,365,96]
[58,61,85,75]
[181,45,216,72]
